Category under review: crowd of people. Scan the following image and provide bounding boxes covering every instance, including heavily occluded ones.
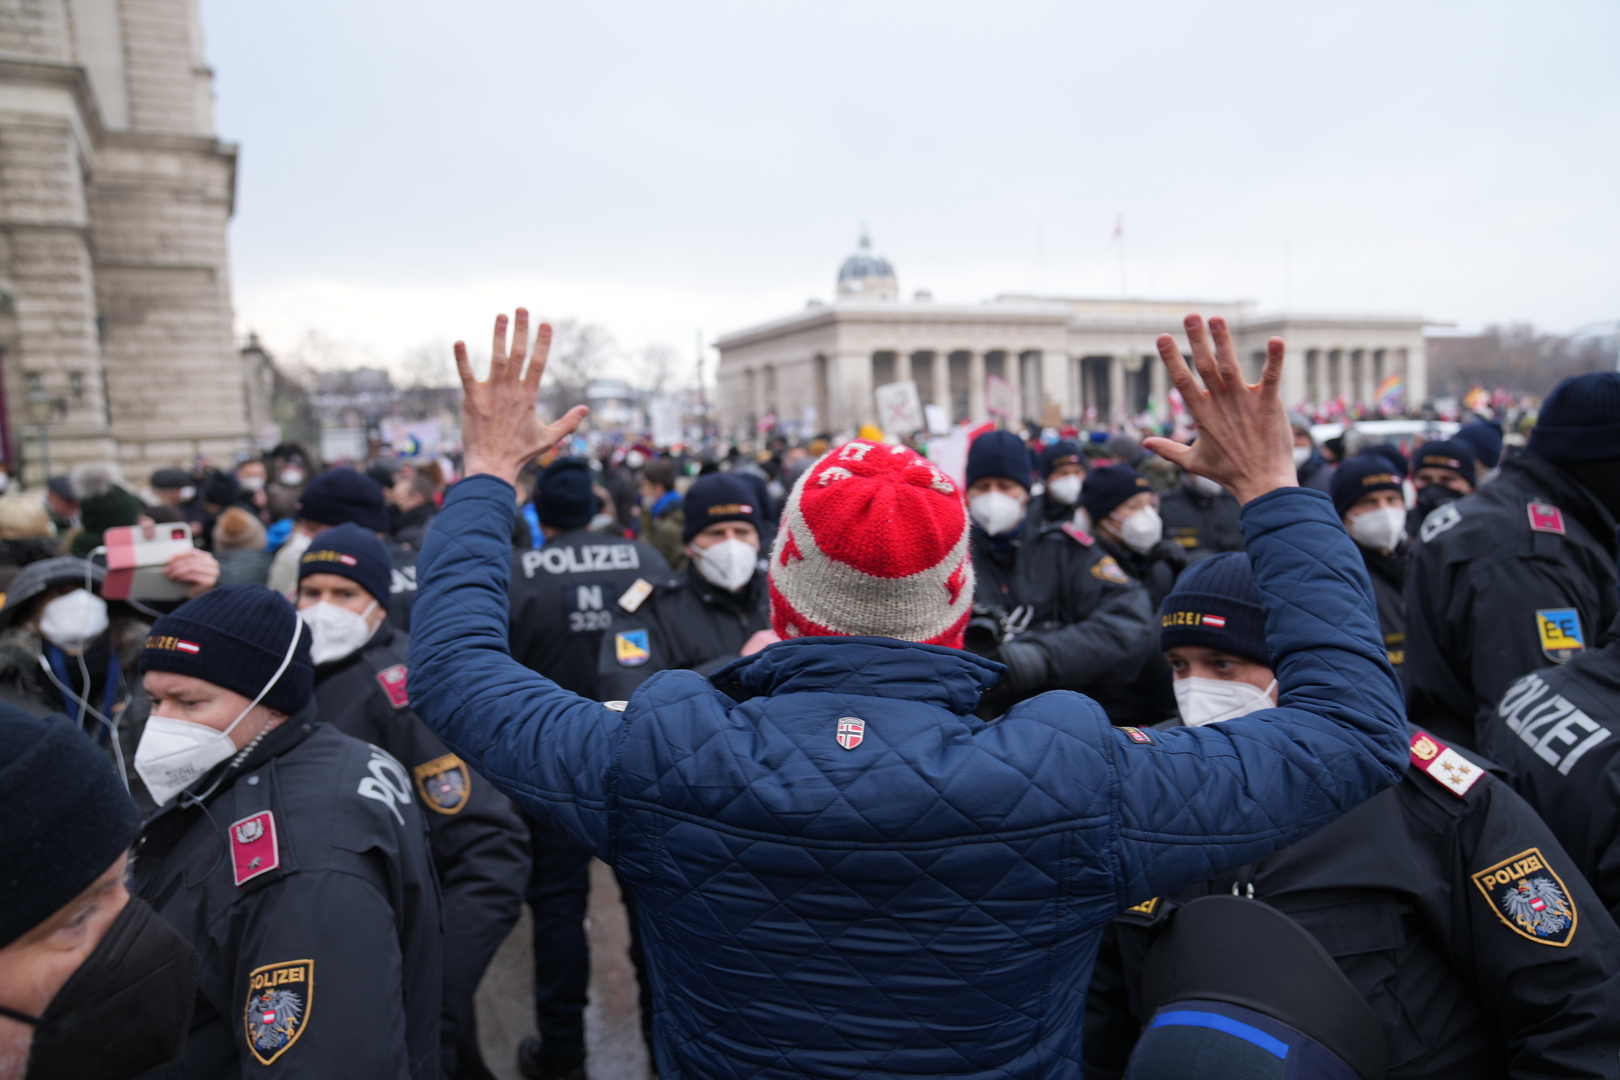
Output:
[0,308,1617,1080]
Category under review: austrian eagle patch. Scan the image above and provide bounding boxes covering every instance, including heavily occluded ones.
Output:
[244,959,312,1064]
[1472,848,1577,946]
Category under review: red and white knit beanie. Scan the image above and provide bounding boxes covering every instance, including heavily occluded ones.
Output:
[769,440,974,648]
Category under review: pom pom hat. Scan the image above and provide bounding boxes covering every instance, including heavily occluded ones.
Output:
[769,440,975,648]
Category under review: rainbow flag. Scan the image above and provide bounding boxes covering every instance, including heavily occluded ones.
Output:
[1375,374,1404,414]
[1463,385,1490,415]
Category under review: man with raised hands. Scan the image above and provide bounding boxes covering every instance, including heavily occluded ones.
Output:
[409,310,1407,1080]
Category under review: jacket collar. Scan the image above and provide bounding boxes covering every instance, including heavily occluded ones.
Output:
[709,637,1004,715]
[313,623,393,680]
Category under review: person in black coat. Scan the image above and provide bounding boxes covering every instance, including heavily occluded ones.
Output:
[1289,412,1334,492]
[129,585,443,1079]
[1332,455,1410,680]
[1158,469,1243,563]
[1405,373,1620,748]
[1406,437,1477,539]
[1080,465,1187,611]
[296,524,529,1080]
[1084,554,1620,1079]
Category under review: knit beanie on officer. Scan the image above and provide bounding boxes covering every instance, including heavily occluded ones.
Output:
[296,468,390,533]
[682,474,761,544]
[299,523,393,613]
[534,458,596,531]
[139,585,313,716]
[1412,439,1476,488]
[1039,441,1085,479]
[1159,552,1269,667]
[1529,372,1620,464]
[966,430,1032,491]
[769,440,974,648]
[1080,465,1153,522]
[1455,420,1504,470]
[1331,455,1405,520]
[0,704,141,947]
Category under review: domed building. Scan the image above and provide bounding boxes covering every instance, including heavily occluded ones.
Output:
[836,233,898,301]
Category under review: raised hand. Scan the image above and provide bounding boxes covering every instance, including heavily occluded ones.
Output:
[1142,315,1297,505]
[456,308,590,487]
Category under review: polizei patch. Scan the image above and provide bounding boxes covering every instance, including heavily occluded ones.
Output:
[244,959,312,1064]
[1471,848,1577,946]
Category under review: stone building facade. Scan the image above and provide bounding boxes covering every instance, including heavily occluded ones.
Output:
[0,0,245,484]
[715,238,1432,440]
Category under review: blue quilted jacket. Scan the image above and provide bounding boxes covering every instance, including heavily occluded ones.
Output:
[410,479,1406,1080]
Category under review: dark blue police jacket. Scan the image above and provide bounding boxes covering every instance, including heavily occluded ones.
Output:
[410,476,1406,1080]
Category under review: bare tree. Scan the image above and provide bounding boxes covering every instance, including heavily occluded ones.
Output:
[401,341,457,390]
[635,342,682,398]
[542,319,616,414]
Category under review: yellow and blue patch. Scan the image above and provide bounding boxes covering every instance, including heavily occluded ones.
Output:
[1536,609,1584,663]
[615,629,651,667]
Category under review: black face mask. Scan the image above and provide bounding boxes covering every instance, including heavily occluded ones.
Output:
[1415,483,1463,516]
[0,896,199,1080]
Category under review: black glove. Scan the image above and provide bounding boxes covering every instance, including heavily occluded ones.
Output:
[994,640,1049,696]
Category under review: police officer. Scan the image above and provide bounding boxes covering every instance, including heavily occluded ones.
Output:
[129,585,443,1077]
[1479,609,1620,919]
[506,457,669,1080]
[1080,465,1187,610]
[266,467,421,632]
[1084,554,1620,1078]
[962,431,1157,723]
[598,473,772,702]
[1332,455,1410,680]
[1032,441,1086,526]
[1456,419,1505,487]
[1405,373,1620,748]
[1407,436,1477,538]
[1159,466,1243,563]
[1290,412,1334,492]
[297,524,529,1080]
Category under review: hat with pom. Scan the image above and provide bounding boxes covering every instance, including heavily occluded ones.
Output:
[769,440,974,648]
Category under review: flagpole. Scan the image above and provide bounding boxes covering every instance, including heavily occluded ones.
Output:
[1116,215,1127,296]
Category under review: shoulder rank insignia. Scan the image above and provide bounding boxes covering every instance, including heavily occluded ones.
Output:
[615,629,651,666]
[375,664,409,709]
[1125,896,1160,917]
[618,578,654,613]
[230,810,280,887]
[1061,522,1094,547]
[1409,731,1483,798]
[245,959,312,1064]
[1527,502,1565,535]
[1536,609,1584,663]
[1472,848,1577,946]
[412,753,471,815]
[1091,555,1129,585]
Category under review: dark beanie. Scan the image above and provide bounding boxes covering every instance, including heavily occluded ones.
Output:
[0,703,141,947]
[1360,442,1409,477]
[140,585,313,716]
[1455,420,1504,469]
[72,485,146,558]
[150,468,191,491]
[203,471,240,507]
[534,458,597,530]
[1039,441,1086,479]
[1528,372,1620,464]
[1159,552,1269,667]
[966,430,1032,490]
[296,468,389,533]
[299,523,393,612]
[1331,455,1406,519]
[1080,465,1153,521]
[682,474,761,543]
[1412,439,1476,487]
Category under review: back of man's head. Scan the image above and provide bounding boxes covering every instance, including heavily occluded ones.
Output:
[769,441,973,648]
[1529,372,1620,466]
[296,468,389,534]
[644,460,678,494]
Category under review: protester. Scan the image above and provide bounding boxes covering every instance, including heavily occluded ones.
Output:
[0,705,198,1080]
[1455,418,1505,486]
[1333,455,1410,678]
[235,458,270,519]
[0,496,58,569]
[131,585,443,1077]
[963,430,1157,722]
[638,460,686,572]
[408,309,1407,1080]
[211,506,271,585]
[42,477,77,534]
[1405,372,1620,748]
[1158,467,1243,563]
[297,525,527,1079]
[147,468,192,511]
[1081,464,1187,610]
[390,471,439,550]
[1407,436,1477,537]
[67,464,144,558]
[1289,412,1334,492]
[1084,553,1620,1077]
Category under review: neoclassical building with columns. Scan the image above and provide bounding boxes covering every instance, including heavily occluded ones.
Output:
[714,237,1432,440]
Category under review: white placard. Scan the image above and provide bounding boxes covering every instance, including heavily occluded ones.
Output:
[874,380,925,436]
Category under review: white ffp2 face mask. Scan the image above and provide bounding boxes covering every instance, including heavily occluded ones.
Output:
[1189,474,1224,499]
[691,538,759,593]
[1116,507,1163,554]
[1046,475,1084,506]
[1349,505,1407,553]
[1174,675,1279,727]
[301,600,378,665]
[38,589,109,652]
[970,491,1025,537]
[1292,446,1313,468]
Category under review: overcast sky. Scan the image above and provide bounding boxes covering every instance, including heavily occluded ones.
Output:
[198,0,1619,382]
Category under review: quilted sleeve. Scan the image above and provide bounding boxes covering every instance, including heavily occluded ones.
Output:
[407,475,619,857]
[1109,488,1408,903]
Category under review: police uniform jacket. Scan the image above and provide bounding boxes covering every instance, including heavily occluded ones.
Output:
[1159,485,1244,563]
[1364,544,1407,680]
[408,478,1409,1080]
[133,711,443,1079]
[596,561,771,701]
[1479,626,1620,920]
[1403,453,1618,748]
[1083,724,1620,1079]
[1093,534,1187,613]
[508,526,671,698]
[313,621,529,1072]
[385,539,418,632]
[969,515,1157,718]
